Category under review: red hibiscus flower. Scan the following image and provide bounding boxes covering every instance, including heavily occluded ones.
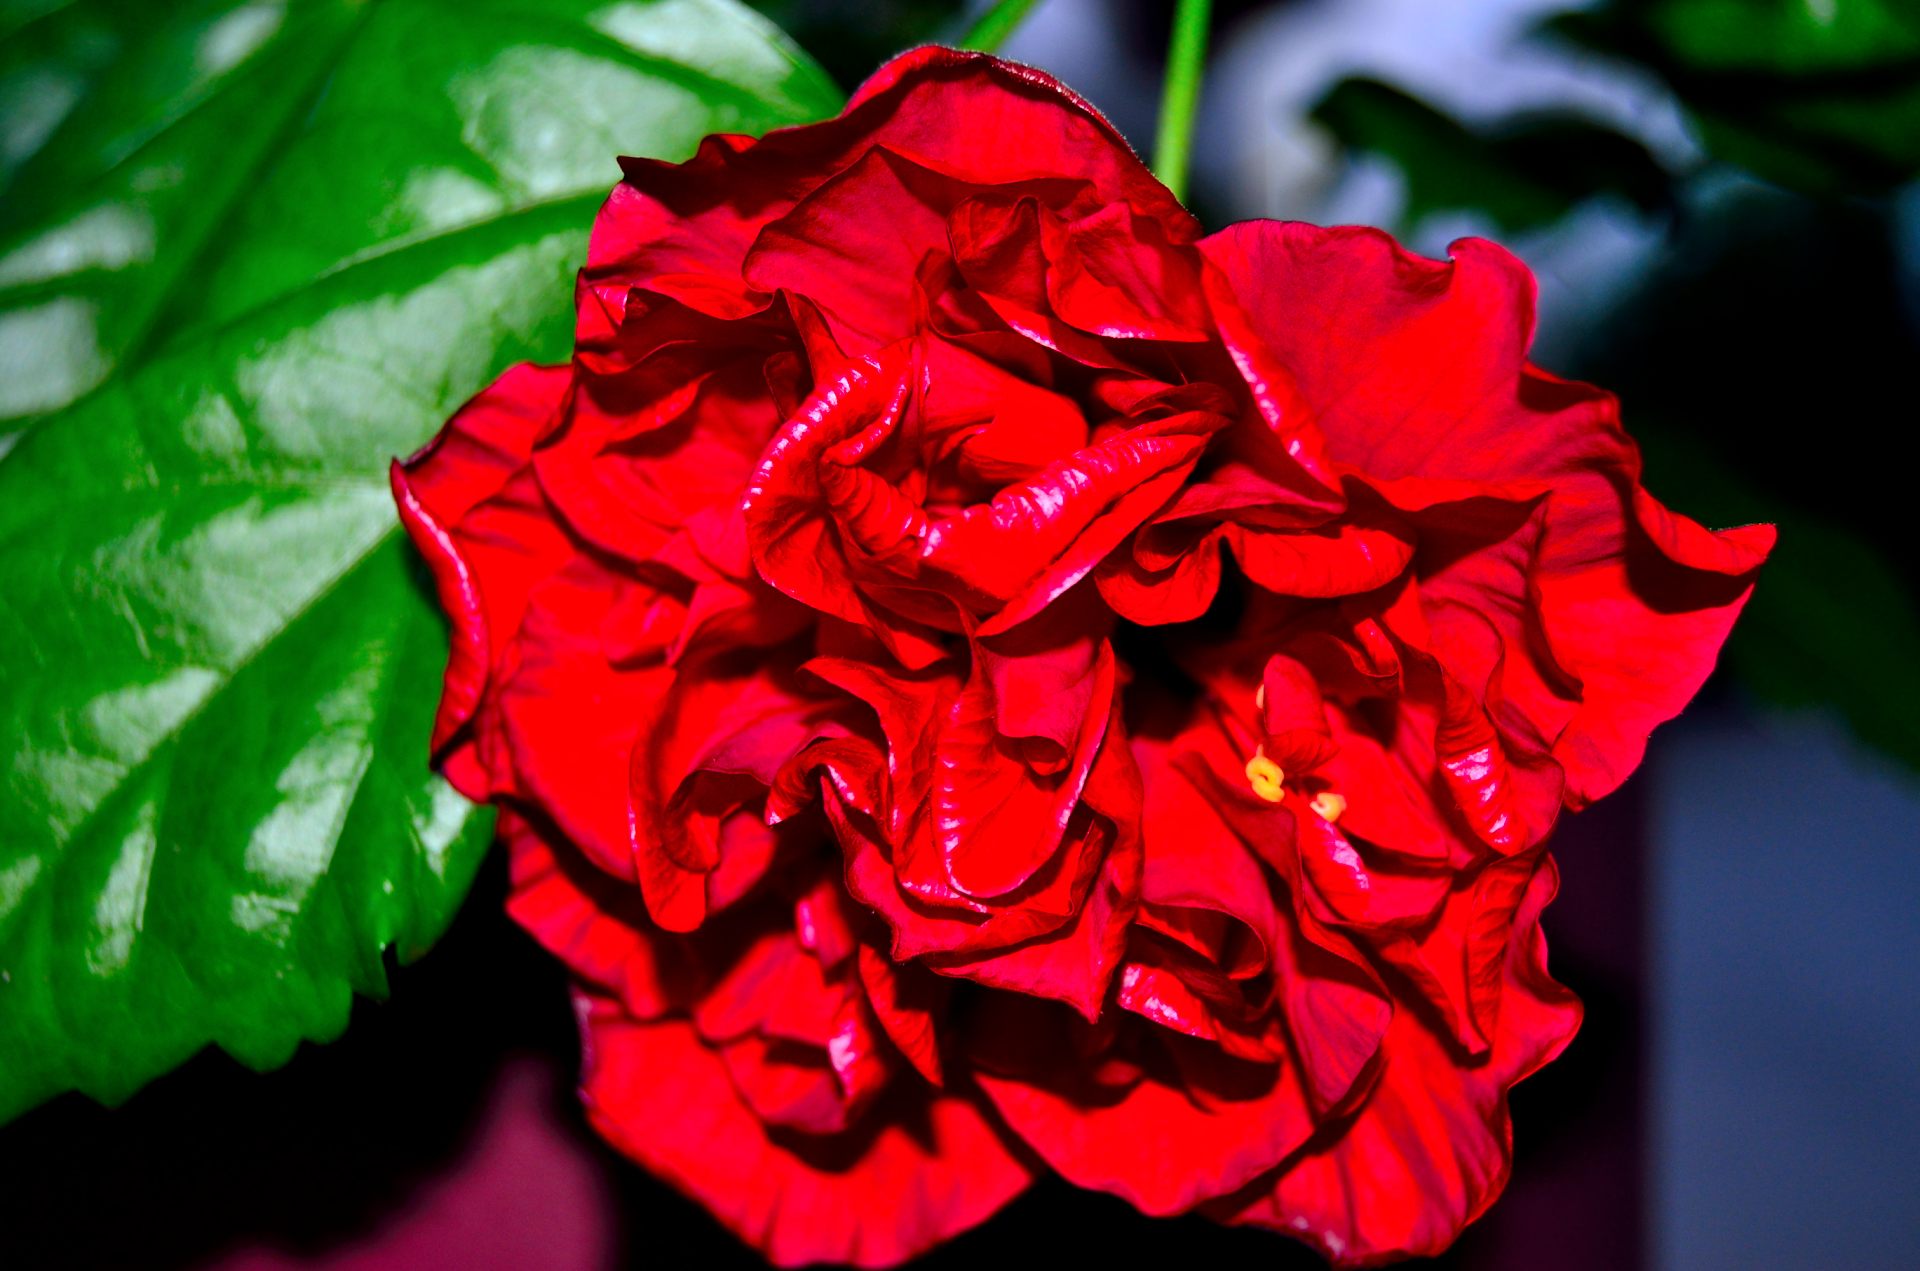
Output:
[393,47,1770,1268]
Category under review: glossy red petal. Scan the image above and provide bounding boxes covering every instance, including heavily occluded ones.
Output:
[840,49,1193,240]
[594,46,1193,332]
[1291,794,1454,930]
[692,926,893,1137]
[935,637,1115,900]
[1199,224,1542,484]
[947,194,1149,370]
[742,345,917,626]
[1256,654,1340,775]
[1201,220,1772,809]
[501,812,690,1021]
[743,147,947,351]
[1226,519,1414,599]
[803,649,956,840]
[1134,731,1282,972]
[973,996,1317,1217]
[576,994,1032,1268]
[927,824,1136,1017]
[496,560,669,878]
[1042,200,1210,342]
[535,355,782,565]
[1139,720,1394,1110]
[925,410,1225,633]
[1538,497,1771,805]
[1433,668,1540,856]
[628,653,837,931]
[1221,856,1582,1266]
[922,334,1092,485]
[392,363,574,796]
[927,724,1142,1018]
[857,940,949,1085]
[1095,520,1225,624]
[833,791,1073,963]
[695,927,836,1046]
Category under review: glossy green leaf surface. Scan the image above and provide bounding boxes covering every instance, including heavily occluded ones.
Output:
[0,0,840,1122]
[1311,77,1672,235]
[1553,0,1920,194]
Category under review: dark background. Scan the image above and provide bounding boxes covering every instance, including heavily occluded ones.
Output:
[4,2,1917,1268]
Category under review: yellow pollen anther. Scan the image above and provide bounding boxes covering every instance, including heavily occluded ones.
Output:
[1245,754,1286,803]
[1255,683,1266,711]
[1310,791,1348,823]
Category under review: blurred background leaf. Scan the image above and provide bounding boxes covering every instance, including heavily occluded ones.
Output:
[1310,76,1672,234]
[1550,0,1920,196]
[0,0,840,1123]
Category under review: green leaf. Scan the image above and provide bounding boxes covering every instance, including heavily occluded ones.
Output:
[0,0,841,1122]
[1310,77,1673,235]
[0,0,839,426]
[1552,0,1920,194]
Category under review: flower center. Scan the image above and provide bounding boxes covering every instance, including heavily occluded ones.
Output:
[1244,684,1345,820]
[1243,748,1285,803]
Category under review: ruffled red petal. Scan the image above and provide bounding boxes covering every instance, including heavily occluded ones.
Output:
[576,995,1032,1267]
[1199,220,1772,809]
[502,812,690,1021]
[391,363,574,797]
[393,49,1766,1270]
[1220,856,1582,1266]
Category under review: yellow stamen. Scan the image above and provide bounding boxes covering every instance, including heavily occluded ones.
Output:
[1255,682,1266,711]
[1310,791,1348,823]
[1245,754,1285,803]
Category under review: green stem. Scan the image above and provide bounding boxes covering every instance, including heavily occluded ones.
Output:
[960,0,1040,53]
[1153,0,1213,203]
